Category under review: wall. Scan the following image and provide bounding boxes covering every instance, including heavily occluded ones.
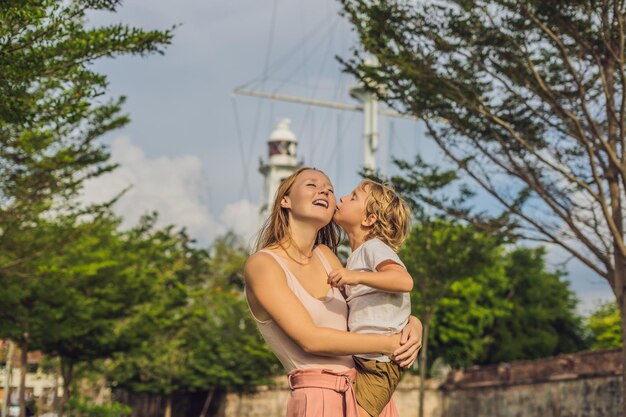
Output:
[440,349,622,417]
[223,374,444,417]
[223,349,623,417]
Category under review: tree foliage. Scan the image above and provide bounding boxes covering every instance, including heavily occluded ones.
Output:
[0,0,173,219]
[399,218,503,415]
[0,1,172,415]
[477,247,587,364]
[340,0,623,322]
[588,301,623,349]
[398,218,588,412]
[108,233,281,414]
[425,258,510,369]
[341,1,626,410]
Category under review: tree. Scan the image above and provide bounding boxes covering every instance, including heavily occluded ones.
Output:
[0,211,118,417]
[340,1,626,413]
[0,0,172,221]
[183,288,282,417]
[424,261,510,370]
[39,215,195,417]
[399,219,504,417]
[588,301,623,349]
[108,233,281,417]
[106,223,211,417]
[477,247,587,364]
[0,1,172,415]
[207,232,249,290]
[0,211,185,417]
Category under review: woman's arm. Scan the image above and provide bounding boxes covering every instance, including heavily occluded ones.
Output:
[318,245,422,367]
[244,251,401,357]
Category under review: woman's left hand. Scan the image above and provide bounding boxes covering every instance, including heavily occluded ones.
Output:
[393,315,423,368]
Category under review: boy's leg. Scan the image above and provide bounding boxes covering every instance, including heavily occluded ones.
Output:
[353,357,402,417]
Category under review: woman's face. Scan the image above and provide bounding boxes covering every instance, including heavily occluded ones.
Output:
[282,169,336,226]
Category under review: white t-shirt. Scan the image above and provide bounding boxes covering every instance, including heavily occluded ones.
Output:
[345,238,411,362]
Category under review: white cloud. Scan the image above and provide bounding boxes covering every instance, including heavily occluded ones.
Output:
[220,198,261,247]
[81,136,226,243]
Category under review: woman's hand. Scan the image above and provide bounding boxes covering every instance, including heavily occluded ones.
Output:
[393,316,423,368]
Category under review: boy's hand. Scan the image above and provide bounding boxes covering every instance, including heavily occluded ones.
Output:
[327,268,360,288]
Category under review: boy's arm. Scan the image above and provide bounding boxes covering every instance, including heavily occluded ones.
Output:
[361,260,413,292]
[328,261,414,292]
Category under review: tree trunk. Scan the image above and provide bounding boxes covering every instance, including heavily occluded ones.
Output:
[58,359,74,417]
[18,336,28,417]
[604,51,625,417]
[619,290,626,417]
[52,372,59,417]
[608,191,625,417]
[2,340,14,417]
[164,394,172,417]
[418,313,431,417]
[198,388,215,417]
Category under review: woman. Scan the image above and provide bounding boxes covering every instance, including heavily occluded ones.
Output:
[245,167,422,417]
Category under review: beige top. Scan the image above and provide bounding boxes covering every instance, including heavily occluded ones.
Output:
[246,247,354,372]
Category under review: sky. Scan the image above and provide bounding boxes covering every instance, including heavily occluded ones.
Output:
[80,0,613,313]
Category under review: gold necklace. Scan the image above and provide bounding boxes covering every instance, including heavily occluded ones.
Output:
[280,242,314,265]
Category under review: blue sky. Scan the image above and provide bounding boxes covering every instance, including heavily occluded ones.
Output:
[81,0,613,313]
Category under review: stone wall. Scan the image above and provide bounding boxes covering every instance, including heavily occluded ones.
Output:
[224,374,444,417]
[224,349,623,417]
[440,349,622,417]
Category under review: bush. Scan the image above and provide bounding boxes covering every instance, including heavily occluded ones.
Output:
[67,398,131,417]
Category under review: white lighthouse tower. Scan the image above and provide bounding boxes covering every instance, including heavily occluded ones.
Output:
[259,118,302,222]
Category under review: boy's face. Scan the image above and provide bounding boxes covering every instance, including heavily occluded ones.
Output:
[333,183,370,230]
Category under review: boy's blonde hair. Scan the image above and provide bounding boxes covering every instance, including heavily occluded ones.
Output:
[360,179,411,252]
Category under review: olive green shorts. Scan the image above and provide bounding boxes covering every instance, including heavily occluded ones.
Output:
[353,356,402,417]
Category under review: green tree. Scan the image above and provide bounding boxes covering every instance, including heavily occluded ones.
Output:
[478,247,587,364]
[0,1,172,415]
[426,260,510,370]
[340,1,626,412]
[182,289,282,417]
[399,219,504,417]
[106,224,210,417]
[0,215,77,417]
[0,0,172,219]
[108,233,280,417]
[207,232,249,289]
[0,211,187,417]
[39,214,194,416]
[588,301,622,350]
[413,245,587,369]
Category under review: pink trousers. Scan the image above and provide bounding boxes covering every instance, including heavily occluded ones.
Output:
[286,368,399,417]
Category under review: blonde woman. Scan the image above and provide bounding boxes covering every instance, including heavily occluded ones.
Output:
[245,168,422,417]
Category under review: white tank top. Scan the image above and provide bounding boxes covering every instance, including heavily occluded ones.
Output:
[245,247,354,372]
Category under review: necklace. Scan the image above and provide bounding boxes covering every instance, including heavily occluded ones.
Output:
[280,242,314,265]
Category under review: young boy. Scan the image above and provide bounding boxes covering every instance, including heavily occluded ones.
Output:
[329,179,413,417]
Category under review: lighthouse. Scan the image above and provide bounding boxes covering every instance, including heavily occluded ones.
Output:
[259,119,302,222]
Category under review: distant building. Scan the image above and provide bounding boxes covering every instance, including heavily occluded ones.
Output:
[258,119,302,223]
[0,341,60,415]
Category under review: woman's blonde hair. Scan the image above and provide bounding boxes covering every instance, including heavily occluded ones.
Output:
[360,179,411,252]
[254,167,342,253]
